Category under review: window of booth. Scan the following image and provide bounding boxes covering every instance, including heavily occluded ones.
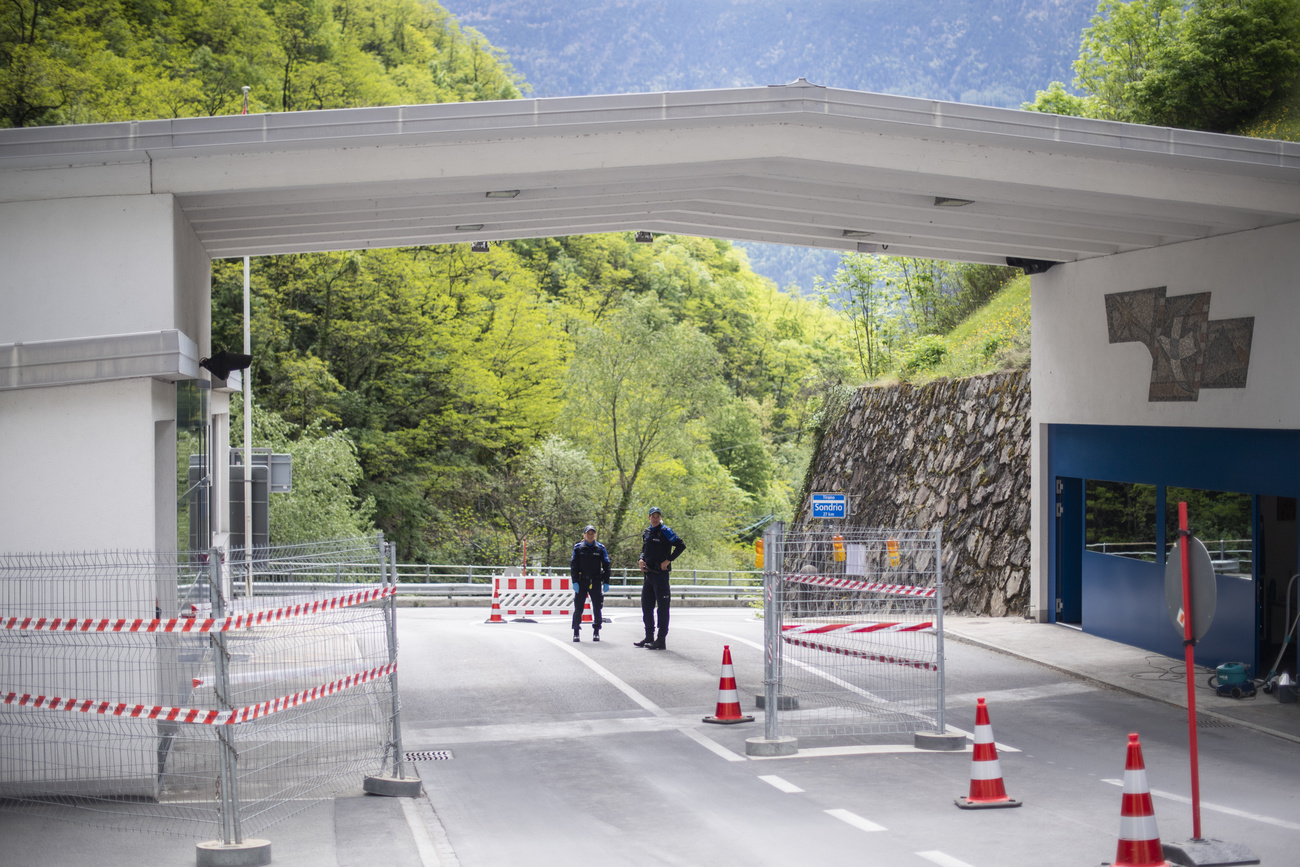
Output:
[1085,480,1158,561]
[1165,486,1253,577]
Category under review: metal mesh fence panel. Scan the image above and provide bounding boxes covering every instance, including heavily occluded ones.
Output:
[0,537,396,839]
[772,526,945,739]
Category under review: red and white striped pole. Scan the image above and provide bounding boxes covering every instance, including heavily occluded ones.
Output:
[1177,502,1203,839]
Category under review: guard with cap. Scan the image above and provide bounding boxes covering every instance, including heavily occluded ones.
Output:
[635,507,685,650]
[570,524,610,642]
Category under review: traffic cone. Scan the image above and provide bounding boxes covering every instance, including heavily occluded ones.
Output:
[485,577,506,624]
[955,697,1021,808]
[1113,733,1171,867]
[703,646,754,725]
[581,598,593,624]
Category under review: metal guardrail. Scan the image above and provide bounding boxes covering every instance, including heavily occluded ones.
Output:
[243,565,764,601]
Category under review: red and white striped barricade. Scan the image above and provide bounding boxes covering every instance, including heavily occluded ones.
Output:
[494,574,573,618]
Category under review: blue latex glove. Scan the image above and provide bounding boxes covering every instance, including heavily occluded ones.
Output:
[602,582,610,593]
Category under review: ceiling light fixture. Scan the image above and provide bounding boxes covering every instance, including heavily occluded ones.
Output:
[455,224,484,231]
[485,190,520,199]
[841,229,874,239]
[933,197,974,207]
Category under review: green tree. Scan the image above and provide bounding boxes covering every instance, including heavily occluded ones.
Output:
[230,401,376,544]
[1138,0,1300,132]
[562,297,726,561]
[1029,0,1300,132]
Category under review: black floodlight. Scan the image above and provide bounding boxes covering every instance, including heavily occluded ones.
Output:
[471,241,490,253]
[199,350,253,381]
[634,231,654,243]
[1006,257,1058,274]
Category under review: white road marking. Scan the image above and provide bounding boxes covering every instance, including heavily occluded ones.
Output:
[522,631,669,717]
[678,726,748,762]
[758,774,804,792]
[825,808,887,832]
[504,630,751,761]
[407,715,687,745]
[948,681,1094,705]
[750,743,973,760]
[1101,779,1300,831]
[678,626,1017,753]
[398,796,444,867]
[917,851,978,867]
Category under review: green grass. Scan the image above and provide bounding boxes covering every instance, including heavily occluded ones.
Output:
[1235,72,1300,143]
[888,273,1031,384]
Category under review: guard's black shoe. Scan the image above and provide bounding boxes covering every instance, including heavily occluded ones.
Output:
[633,637,655,647]
[592,633,600,642]
[573,632,581,643]
[651,638,666,650]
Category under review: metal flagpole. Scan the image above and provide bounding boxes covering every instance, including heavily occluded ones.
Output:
[243,255,253,598]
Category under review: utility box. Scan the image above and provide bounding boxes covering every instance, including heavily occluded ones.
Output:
[186,450,290,551]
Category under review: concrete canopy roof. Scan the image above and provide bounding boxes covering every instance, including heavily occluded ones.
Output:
[2,80,1299,266]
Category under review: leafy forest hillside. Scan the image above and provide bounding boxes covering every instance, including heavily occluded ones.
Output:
[5,0,1298,570]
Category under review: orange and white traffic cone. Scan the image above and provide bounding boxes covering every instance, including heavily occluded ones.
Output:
[581,598,593,624]
[955,697,1021,808]
[1113,733,1172,867]
[485,577,506,624]
[703,646,754,725]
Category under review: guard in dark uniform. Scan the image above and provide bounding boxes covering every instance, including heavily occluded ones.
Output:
[570,524,610,642]
[635,507,685,650]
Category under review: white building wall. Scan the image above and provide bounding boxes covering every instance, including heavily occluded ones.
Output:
[0,195,183,344]
[0,193,211,555]
[1027,221,1300,618]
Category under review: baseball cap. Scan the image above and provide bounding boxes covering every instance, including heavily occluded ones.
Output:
[648,506,661,515]
[584,524,596,532]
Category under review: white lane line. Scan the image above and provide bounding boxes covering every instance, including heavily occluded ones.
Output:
[1101,779,1300,831]
[825,808,887,832]
[758,774,804,793]
[750,743,973,760]
[398,797,444,867]
[917,851,978,867]
[522,631,669,717]
[678,726,748,762]
[678,626,1017,752]
[948,681,1094,705]
[512,631,749,762]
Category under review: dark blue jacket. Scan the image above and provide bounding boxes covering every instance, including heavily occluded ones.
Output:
[640,523,685,572]
[571,539,611,582]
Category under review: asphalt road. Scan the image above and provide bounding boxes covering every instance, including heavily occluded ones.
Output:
[400,608,1300,867]
[3,607,1296,866]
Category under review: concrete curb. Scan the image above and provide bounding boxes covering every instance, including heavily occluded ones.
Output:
[943,629,1300,747]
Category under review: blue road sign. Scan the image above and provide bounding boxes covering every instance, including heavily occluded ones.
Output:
[811,492,849,519]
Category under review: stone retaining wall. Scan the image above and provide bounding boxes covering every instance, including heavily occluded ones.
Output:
[799,370,1031,616]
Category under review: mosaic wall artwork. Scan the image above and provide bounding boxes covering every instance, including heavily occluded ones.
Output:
[1105,287,1254,402]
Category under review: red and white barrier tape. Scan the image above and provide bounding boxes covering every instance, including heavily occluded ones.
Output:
[781,621,934,636]
[1,585,394,634]
[782,634,938,670]
[3,661,396,725]
[783,573,936,598]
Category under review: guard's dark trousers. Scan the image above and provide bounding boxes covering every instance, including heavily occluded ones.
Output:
[572,577,604,632]
[640,570,670,643]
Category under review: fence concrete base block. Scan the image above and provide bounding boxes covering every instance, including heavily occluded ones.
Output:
[1162,838,1259,866]
[745,736,798,757]
[914,731,968,751]
[363,774,423,797]
[195,839,271,867]
[754,694,799,710]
